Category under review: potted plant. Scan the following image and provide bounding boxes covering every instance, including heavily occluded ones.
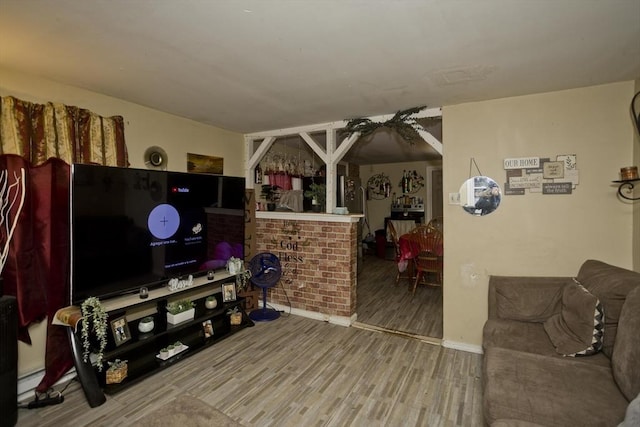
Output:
[205,295,218,309]
[159,347,169,359]
[137,316,155,333]
[166,298,195,324]
[80,297,109,371]
[261,184,281,211]
[105,359,128,384]
[235,268,252,293]
[166,344,176,357]
[304,183,326,212]
[227,307,243,326]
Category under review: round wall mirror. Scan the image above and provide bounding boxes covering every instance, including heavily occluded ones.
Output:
[460,176,502,216]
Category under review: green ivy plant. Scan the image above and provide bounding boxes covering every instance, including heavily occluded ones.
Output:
[80,297,108,371]
[344,105,429,144]
[235,269,252,292]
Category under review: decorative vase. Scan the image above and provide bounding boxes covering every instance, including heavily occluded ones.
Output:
[138,317,155,333]
[226,257,242,275]
[166,308,195,325]
[205,298,218,309]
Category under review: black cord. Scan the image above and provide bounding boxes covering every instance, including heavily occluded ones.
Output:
[17,377,76,409]
[266,279,291,316]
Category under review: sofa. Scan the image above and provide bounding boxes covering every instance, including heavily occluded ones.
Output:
[482,260,640,427]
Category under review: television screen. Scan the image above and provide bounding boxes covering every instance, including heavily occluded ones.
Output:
[70,164,245,304]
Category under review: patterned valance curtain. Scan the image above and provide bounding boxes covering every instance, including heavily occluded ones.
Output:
[0,95,128,166]
[0,95,128,393]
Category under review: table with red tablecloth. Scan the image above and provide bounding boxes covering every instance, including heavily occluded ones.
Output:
[397,232,443,272]
[397,233,420,272]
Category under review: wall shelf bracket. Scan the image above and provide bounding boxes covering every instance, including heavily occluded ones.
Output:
[613,179,640,201]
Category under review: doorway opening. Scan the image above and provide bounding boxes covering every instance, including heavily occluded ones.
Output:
[355,163,443,341]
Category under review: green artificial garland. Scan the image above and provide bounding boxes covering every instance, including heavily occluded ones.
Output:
[80,297,108,371]
[344,105,430,144]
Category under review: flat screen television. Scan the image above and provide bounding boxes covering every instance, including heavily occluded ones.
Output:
[70,164,245,304]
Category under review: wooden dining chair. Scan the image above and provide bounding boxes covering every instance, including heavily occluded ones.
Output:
[388,221,414,286]
[426,216,443,233]
[410,225,443,296]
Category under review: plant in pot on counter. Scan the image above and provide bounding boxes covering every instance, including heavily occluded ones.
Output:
[166,298,195,324]
[80,297,109,371]
[304,183,326,212]
[261,184,281,211]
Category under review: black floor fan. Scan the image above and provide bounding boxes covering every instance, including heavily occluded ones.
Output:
[247,252,282,322]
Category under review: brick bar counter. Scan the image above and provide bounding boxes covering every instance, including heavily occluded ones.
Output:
[254,211,362,326]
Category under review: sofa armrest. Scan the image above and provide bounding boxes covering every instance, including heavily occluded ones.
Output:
[488,276,573,322]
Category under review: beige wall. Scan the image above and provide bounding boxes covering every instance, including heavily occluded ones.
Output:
[0,67,244,175]
[0,67,244,378]
[633,79,640,271]
[442,81,637,348]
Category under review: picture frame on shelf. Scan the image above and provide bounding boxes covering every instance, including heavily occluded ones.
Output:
[110,315,131,347]
[202,319,214,338]
[222,282,237,302]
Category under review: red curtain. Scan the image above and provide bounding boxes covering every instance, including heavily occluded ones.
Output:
[0,155,71,390]
[0,95,128,392]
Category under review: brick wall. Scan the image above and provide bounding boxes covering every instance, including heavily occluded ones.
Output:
[254,218,357,318]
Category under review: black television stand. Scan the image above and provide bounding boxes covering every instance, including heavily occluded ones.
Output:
[68,271,253,405]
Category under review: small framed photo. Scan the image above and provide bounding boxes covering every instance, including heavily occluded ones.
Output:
[222,282,237,302]
[202,320,214,338]
[110,316,131,347]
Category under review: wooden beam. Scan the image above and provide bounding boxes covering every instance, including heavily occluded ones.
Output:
[333,132,360,164]
[299,131,328,164]
[416,128,443,155]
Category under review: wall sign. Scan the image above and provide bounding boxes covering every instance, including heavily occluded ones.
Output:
[504,157,540,169]
[269,221,311,288]
[503,154,579,196]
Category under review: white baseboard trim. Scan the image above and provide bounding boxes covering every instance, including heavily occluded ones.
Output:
[442,340,483,354]
[264,302,354,327]
[17,368,77,403]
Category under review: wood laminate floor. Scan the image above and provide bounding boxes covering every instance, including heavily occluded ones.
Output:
[357,254,443,340]
[17,315,482,427]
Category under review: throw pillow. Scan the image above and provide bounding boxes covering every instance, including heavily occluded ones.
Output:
[543,279,605,357]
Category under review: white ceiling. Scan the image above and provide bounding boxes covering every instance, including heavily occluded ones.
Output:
[1,0,639,164]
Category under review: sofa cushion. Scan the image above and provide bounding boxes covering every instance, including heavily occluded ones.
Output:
[483,319,610,367]
[543,280,604,356]
[577,260,640,357]
[494,279,564,321]
[483,347,628,426]
[612,286,640,401]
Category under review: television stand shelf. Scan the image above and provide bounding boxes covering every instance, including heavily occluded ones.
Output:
[68,273,254,405]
